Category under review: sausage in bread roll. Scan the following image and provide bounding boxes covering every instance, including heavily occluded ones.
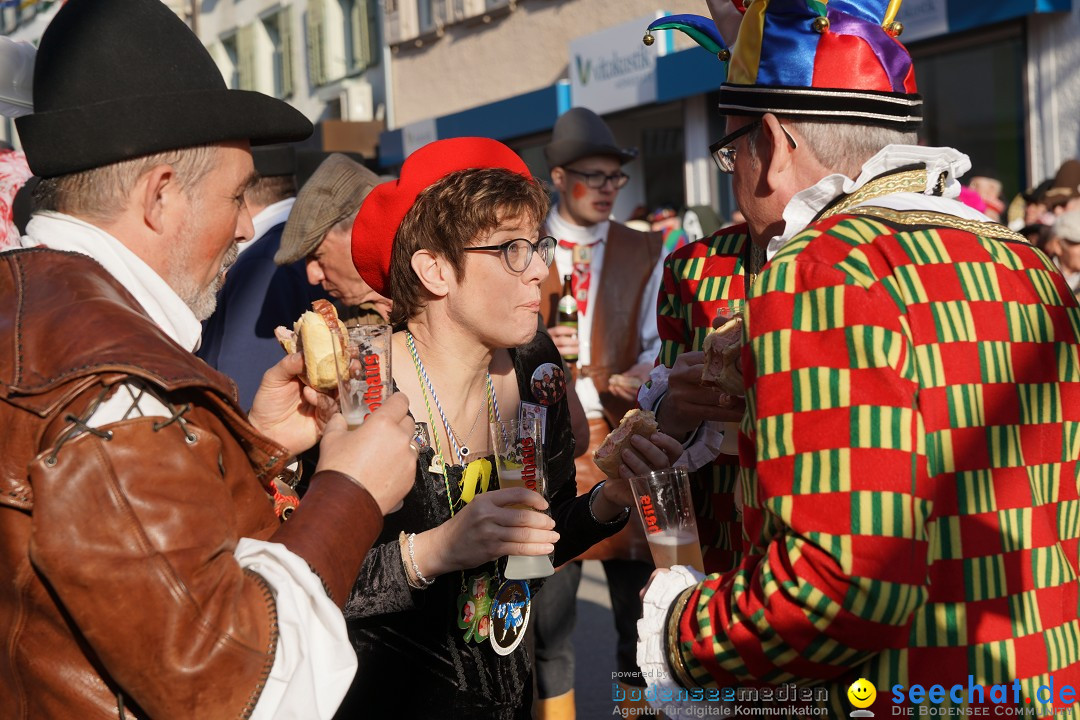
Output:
[274,299,349,391]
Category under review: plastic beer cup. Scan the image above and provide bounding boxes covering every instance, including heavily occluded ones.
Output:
[628,468,704,572]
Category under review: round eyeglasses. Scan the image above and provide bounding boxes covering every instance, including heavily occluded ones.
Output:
[564,168,630,190]
[708,119,798,174]
[463,236,557,273]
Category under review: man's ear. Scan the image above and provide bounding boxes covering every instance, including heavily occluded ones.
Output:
[550,167,567,195]
[138,164,177,235]
[410,248,451,299]
[760,113,796,194]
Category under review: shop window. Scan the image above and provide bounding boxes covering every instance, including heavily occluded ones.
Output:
[910,26,1026,201]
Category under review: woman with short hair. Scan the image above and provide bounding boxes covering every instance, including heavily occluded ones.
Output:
[337,137,678,719]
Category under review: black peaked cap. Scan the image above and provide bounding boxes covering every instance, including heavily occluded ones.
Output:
[17,0,313,177]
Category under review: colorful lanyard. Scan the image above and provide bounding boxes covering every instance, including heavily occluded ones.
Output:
[405,330,501,467]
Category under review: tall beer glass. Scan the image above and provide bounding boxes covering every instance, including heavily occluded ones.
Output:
[490,417,555,579]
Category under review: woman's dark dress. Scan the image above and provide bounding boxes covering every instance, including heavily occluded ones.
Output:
[335,332,626,718]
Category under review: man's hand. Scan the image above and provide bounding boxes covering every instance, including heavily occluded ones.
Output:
[656,352,744,440]
[608,361,651,401]
[617,432,685,479]
[315,393,418,515]
[249,352,336,456]
[548,325,579,362]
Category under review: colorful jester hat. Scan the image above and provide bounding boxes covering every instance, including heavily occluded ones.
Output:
[644,0,921,130]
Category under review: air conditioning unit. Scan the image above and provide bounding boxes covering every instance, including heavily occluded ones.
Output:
[339,80,374,122]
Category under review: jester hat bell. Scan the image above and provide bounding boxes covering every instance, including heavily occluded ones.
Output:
[646,0,922,130]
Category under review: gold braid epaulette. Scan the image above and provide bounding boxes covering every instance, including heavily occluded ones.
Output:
[665,586,699,689]
[840,205,1029,244]
[819,169,931,220]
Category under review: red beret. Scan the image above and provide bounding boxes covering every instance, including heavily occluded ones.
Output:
[352,137,533,298]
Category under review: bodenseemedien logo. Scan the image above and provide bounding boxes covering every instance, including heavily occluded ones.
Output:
[848,678,877,717]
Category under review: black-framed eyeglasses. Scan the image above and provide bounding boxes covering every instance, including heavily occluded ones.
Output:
[709,119,798,174]
[463,236,557,273]
[564,168,630,190]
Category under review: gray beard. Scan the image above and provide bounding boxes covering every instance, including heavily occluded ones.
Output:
[168,242,238,322]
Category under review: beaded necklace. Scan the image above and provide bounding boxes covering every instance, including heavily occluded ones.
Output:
[406,330,510,646]
[406,331,500,465]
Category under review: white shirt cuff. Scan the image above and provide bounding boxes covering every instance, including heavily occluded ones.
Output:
[237,539,357,720]
[637,565,730,717]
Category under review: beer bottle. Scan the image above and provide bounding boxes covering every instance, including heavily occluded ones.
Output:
[557,274,578,363]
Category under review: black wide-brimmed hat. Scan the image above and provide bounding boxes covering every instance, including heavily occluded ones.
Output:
[543,107,637,170]
[252,144,298,178]
[16,0,312,178]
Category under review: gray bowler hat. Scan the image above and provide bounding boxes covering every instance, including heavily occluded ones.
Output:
[543,107,637,170]
[275,153,380,266]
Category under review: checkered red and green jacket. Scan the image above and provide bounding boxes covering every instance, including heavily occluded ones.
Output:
[655,224,751,574]
[672,207,1080,715]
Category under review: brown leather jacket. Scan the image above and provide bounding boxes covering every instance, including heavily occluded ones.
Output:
[0,249,382,719]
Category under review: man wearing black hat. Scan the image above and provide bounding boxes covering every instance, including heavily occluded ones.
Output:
[634,1,1080,716]
[533,106,665,717]
[0,0,418,717]
[198,144,329,410]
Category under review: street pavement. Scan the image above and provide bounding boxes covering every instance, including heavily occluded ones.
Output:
[571,560,621,717]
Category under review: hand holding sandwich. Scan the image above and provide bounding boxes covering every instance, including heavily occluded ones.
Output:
[655,352,744,442]
[250,352,417,514]
[250,350,338,456]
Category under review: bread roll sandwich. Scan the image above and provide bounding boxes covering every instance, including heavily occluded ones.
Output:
[592,409,658,478]
[274,299,349,391]
[701,316,743,397]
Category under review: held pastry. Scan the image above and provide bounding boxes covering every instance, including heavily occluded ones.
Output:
[274,299,349,391]
[701,316,744,397]
[592,409,659,478]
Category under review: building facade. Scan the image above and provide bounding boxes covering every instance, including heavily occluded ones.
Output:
[0,0,390,157]
[2,0,1079,218]
[377,0,1080,226]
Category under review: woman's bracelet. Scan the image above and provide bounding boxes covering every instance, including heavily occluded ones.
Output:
[399,531,434,590]
[589,479,631,525]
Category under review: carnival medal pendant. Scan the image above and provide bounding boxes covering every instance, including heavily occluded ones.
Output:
[270,476,300,520]
[489,579,531,656]
[572,244,592,266]
[428,452,446,475]
[456,572,493,644]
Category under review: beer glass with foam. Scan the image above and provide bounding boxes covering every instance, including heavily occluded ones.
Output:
[628,468,704,572]
[490,417,555,579]
[336,324,392,429]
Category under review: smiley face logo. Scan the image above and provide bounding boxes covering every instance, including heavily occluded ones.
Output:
[847,678,877,716]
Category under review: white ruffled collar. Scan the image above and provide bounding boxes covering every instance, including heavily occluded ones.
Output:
[767,145,972,259]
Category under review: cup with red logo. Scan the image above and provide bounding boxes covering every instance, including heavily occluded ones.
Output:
[336,324,392,429]
[490,417,554,579]
[628,467,704,572]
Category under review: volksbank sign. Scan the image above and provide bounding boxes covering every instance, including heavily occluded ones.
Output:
[569,13,671,115]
